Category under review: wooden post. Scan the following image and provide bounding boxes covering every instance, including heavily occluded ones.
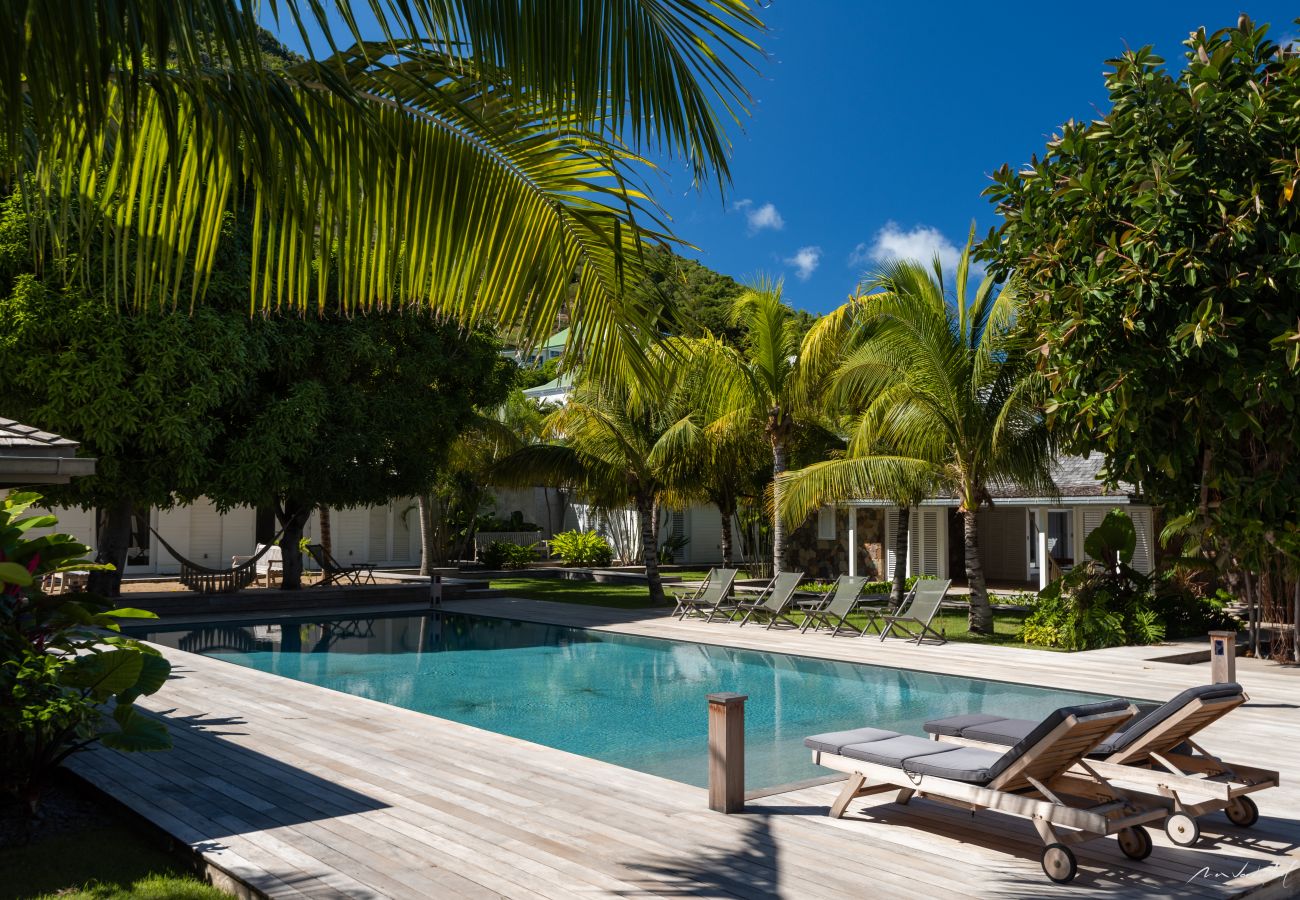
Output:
[1209,630,1236,683]
[429,572,442,607]
[707,692,746,813]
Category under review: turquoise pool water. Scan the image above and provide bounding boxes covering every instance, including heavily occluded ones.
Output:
[129,612,1122,790]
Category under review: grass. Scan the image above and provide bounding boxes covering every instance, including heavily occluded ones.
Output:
[0,825,228,900]
[489,575,1047,646]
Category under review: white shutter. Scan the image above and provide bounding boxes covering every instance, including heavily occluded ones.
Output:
[189,500,223,563]
[1129,507,1152,574]
[1081,508,1109,564]
[917,509,941,577]
[391,501,413,562]
[369,506,389,560]
[817,506,837,540]
[885,508,900,578]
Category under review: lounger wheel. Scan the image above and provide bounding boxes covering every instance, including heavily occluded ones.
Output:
[1165,812,1200,846]
[1117,826,1153,860]
[1041,843,1077,884]
[1224,796,1259,827]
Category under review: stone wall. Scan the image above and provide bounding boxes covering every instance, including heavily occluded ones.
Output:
[784,507,887,581]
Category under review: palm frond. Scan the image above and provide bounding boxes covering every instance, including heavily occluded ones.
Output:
[776,456,939,529]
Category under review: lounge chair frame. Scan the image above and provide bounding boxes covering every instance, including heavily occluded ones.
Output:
[731,571,805,628]
[799,576,870,636]
[812,704,1167,883]
[307,543,377,587]
[878,578,951,645]
[672,568,738,620]
[935,691,1280,843]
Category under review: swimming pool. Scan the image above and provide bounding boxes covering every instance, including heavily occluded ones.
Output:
[129,612,1125,790]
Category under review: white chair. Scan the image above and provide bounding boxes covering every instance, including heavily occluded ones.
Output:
[232,543,283,587]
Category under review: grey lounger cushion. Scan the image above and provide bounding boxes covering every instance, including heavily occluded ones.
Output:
[807,699,1133,786]
[923,683,1242,756]
[804,727,898,755]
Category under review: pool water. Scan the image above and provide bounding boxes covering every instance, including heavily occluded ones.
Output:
[130,612,1122,790]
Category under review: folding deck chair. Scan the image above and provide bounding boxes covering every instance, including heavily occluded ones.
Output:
[923,682,1279,846]
[729,571,805,627]
[671,568,738,620]
[307,544,377,586]
[877,577,951,645]
[805,699,1167,884]
[798,575,870,636]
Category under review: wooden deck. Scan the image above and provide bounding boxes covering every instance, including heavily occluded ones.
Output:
[70,597,1300,899]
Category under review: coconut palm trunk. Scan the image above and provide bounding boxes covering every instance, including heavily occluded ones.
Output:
[962,508,994,633]
[771,431,788,573]
[637,494,666,604]
[891,506,911,606]
[417,494,433,576]
[718,501,735,569]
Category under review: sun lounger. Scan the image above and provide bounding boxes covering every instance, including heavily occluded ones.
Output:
[729,571,805,627]
[922,682,1279,846]
[671,568,738,620]
[877,577,951,645]
[806,699,1167,884]
[798,575,870,636]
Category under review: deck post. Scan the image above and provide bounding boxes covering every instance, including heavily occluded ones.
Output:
[1209,630,1236,683]
[429,572,442,607]
[707,692,747,813]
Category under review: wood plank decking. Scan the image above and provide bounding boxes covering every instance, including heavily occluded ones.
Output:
[70,596,1300,899]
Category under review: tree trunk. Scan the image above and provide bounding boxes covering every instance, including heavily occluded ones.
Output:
[318,506,332,558]
[651,502,661,561]
[87,496,134,598]
[891,506,911,606]
[771,436,788,573]
[718,502,734,570]
[962,508,993,634]
[276,500,312,590]
[637,493,666,604]
[417,494,433,576]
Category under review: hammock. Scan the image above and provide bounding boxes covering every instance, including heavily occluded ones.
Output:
[149,526,285,594]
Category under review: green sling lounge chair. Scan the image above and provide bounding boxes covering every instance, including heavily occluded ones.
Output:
[798,575,870,636]
[878,577,951,645]
[730,571,805,627]
[672,568,738,620]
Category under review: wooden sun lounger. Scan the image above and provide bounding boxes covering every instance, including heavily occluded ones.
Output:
[807,700,1168,884]
[923,682,1280,847]
[671,568,739,620]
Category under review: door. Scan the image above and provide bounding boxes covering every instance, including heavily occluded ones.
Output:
[1047,510,1074,569]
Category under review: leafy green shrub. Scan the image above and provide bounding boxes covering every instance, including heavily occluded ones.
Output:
[480,540,539,569]
[549,530,614,567]
[0,493,172,814]
[1021,510,1166,650]
[658,533,689,564]
[1149,576,1241,639]
[475,511,542,533]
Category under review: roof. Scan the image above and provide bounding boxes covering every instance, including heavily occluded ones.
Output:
[0,417,97,485]
[988,454,1134,501]
[539,328,569,351]
[842,455,1137,507]
[521,372,575,401]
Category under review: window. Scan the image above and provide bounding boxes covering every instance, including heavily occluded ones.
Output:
[817,506,837,541]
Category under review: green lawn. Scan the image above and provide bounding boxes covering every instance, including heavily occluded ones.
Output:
[489,575,1043,646]
[0,824,228,900]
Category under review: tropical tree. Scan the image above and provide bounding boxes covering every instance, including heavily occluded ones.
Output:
[778,239,1055,633]
[4,2,765,370]
[494,345,692,603]
[985,16,1300,657]
[699,281,835,573]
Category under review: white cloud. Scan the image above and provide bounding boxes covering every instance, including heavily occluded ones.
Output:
[732,198,785,234]
[784,245,822,281]
[849,222,975,277]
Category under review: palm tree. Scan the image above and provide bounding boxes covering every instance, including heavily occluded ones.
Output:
[699,281,835,573]
[4,2,765,366]
[778,238,1055,633]
[493,344,692,603]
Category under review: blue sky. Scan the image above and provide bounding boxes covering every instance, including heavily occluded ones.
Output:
[270,3,1298,314]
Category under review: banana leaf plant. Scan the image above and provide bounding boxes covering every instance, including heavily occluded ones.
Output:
[0,492,172,815]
